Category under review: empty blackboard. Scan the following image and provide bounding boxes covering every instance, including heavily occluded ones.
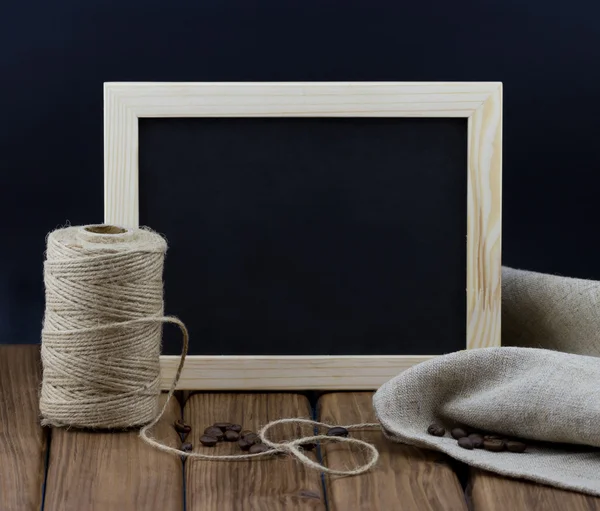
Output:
[139,117,467,356]
[104,82,502,389]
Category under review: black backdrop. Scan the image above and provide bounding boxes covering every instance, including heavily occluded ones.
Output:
[2,0,600,346]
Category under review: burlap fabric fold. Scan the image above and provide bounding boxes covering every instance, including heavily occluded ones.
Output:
[502,266,600,356]
[373,347,600,496]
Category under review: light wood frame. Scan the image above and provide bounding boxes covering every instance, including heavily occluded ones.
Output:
[104,82,502,390]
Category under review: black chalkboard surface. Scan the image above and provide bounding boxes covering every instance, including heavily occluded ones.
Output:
[139,117,467,356]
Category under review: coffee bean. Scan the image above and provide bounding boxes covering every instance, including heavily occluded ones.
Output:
[199,435,218,447]
[213,422,233,431]
[204,426,224,440]
[227,424,242,433]
[458,437,474,450]
[238,438,252,451]
[224,430,239,442]
[327,427,349,437]
[506,441,527,453]
[181,441,194,451]
[484,434,502,440]
[427,423,446,437]
[174,419,192,434]
[451,428,468,440]
[249,443,271,454]
[483,439,505,452]
[244,433,259,445]
[241,430,254,438]
[300,442,316,451]
[468,434,484,448]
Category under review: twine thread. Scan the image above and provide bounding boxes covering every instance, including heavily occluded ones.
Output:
[41,224,382,476]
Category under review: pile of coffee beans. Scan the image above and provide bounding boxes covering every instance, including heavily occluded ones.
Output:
[427,423,527,453]
[173,419,350,454]
[173,420,276,454]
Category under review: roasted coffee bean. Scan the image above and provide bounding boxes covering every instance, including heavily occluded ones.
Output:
[427,423,446,437]
[227,424,242,433]
[484,434,502,440]
[242,432,258,444]
[204,426,224,440]
[238,438,252,451]
[224,430,239,442]
[249,443,271,454]
[300,442,316,451]
[241,430,254,438]
[506,441,527,453]
[181,441,194,451]
[458,437,474,450]
[213,422,233,431]
[483,439,505,452]
[468,434,484,448]
[199,435,217,447]
[451,428,468,440]
[327,427,349,437]
[174,419,192,434]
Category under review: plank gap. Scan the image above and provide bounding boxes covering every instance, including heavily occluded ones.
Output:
[40,427,52,511]
[312,404,331,511]
[179,396,186,511]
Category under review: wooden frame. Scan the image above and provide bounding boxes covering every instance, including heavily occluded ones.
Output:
[104,82,502,390]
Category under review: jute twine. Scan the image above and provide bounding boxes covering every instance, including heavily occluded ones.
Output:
[41,224,381,476]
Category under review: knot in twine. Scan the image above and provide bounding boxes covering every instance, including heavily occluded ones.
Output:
[41,224,382,476]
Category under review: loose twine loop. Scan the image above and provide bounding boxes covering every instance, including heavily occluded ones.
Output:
[140,318,381,475]
[41,225,382,476]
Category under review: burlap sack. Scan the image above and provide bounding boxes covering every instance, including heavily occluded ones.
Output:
[502,266,600,356]
[373,347,600,496]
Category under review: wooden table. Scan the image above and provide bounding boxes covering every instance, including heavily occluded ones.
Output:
[2,345,599,511]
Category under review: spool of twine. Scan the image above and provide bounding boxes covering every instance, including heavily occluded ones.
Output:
[40,224,188,429]
[41,224,379,475]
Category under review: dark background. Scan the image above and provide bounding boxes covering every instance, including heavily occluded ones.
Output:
[2,0,599,346]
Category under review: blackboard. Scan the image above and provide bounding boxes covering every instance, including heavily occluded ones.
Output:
[139,117,467,356]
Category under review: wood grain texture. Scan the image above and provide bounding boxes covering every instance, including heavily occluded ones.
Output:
[467,84,503,350]
[318,392,468,511]
[104,81,502,389]
[0,345,47,511]
[104,86,138,230]
[469,469,600,511]
[44,394,183,511]
[160,355,436,391]
[184,393,325,511]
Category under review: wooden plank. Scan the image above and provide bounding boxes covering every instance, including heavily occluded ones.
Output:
[469,469,600,511]
[184,393,325,511]
[0,345,47,511]
[160,355,436,391]
[44,394,183,511]
[466,83,502,351]
[318,392,468,511]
